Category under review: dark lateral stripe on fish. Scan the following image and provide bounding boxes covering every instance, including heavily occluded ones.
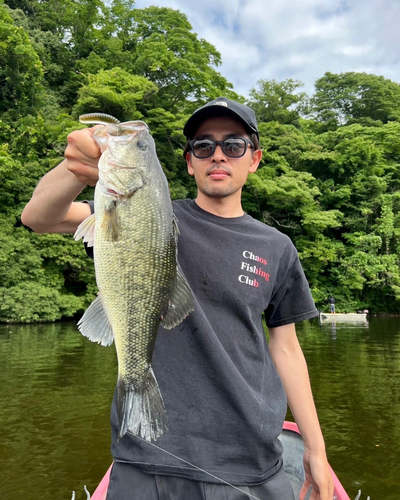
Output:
[79,113,121,125]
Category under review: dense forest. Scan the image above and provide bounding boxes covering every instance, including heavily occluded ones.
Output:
[1,0,400,322]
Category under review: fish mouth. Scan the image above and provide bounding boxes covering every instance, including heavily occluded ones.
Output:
[105,159,136,169]
[93,121,148,136]
[105,121,148,139]
[93,121,149,150]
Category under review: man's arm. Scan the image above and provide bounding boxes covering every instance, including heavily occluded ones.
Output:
[268,323,334,500]
[21,127,100,234]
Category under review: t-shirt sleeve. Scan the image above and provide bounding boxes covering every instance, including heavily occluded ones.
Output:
[83,200,94,214]
[265,246,318,328]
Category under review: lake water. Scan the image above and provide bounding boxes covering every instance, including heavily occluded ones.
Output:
[0,317,399,500]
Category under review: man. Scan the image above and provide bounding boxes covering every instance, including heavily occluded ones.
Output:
[328,296,336,314]
[22,97,334,500]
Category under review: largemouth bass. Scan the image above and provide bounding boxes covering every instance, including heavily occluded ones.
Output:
[74,115,194,442]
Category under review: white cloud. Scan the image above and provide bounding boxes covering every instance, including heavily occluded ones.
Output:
[337,45,373,57]
[133,0,400,97]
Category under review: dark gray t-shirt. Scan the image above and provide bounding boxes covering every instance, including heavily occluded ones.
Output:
[85,199,318,486]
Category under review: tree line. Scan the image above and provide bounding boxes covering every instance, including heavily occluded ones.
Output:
[1,0,399,322]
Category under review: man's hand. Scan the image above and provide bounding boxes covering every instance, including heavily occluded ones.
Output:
[65,127,102,186]
[300,448,334,500]
[21,126,100,233]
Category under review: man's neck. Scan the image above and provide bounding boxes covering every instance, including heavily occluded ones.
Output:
[194,192,245,218]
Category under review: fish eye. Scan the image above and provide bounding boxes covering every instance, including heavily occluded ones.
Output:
[137,140,148,151]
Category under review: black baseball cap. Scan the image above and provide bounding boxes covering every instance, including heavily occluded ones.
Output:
[183,97,259,139]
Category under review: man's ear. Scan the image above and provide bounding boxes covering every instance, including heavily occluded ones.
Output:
[186,152,194,176]
[249,149,262,174]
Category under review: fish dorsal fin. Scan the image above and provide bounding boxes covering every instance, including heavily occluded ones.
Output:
[160,269,194,329]
[160,213,194,329]
[77,294,114,346]
[74,213,96,247]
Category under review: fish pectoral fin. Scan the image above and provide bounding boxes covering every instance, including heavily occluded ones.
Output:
[77,294,114,346]
[102,198,120,241]
[74,213,96,247]
[160,270,194,329]
[173,212,180,236]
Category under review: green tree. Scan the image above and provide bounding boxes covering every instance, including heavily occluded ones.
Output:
[247,79,309,125]
[0,3,43,113]
[130,7,235,108]
[72,68,158,121]
[1,2,400,320]
[311,72,400,126]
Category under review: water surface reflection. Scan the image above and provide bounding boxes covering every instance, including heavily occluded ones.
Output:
[295,317,400,500]
[1,318,399,499]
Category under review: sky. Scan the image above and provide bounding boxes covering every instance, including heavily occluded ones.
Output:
[133,0,400,98]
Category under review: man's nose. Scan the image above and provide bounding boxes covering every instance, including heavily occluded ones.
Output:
[211,143,226,161]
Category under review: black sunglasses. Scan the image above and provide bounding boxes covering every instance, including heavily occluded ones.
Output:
[189,137,254,159]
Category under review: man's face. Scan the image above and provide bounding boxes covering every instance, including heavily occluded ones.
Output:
[186,116,262,200]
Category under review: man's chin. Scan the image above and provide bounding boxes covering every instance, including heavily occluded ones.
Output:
[200,184,238,199]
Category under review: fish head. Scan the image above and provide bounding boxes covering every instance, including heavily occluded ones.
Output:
[93,121,155,197]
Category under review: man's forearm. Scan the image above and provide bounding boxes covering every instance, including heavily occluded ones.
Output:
[268,325,326,453]
[21,160,87,233]
[277,349,325,452]
[269,324,334,499]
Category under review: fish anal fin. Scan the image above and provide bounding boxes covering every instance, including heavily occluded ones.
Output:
[160,270,194,329]
[77,294,114,346]
[74,213,96,247]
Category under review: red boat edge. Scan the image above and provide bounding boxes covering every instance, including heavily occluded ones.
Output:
[91,465,112,500]
[282,421,351,500]
[90,421,350,500]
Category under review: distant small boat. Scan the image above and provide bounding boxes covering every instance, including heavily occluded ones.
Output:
[89,421,351,500]
[319,312,368,323]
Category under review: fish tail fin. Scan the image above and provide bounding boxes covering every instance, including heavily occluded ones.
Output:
[117,367,168,442]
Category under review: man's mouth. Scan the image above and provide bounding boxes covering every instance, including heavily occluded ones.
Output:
[207,168,231,180]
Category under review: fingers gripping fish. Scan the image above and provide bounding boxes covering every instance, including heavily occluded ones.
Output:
[74,114,194,442]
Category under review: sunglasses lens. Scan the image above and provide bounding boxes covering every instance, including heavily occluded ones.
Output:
[192,138,248,158]
[223,138,246,157]
[192,140,215,158]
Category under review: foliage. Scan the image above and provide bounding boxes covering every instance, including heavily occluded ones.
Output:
[247,78,309,126]
[244,79,400,314]
[72,68,159,121]
[311,72,400,127]
[1,0,399,321]
[0,214,95,323]
[0,3,43,113]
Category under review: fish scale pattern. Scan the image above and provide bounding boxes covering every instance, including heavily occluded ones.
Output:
[95,166,176,386]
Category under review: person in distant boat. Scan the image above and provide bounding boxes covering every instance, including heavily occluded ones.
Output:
[328,296,336,314]
[21,98,334,500]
